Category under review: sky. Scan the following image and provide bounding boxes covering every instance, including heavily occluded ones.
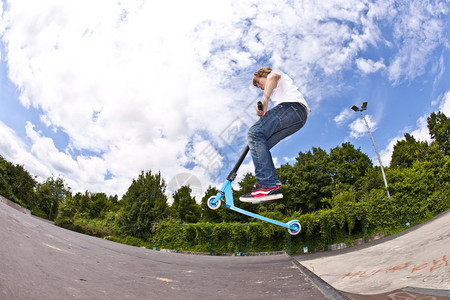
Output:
[0,0,449,202]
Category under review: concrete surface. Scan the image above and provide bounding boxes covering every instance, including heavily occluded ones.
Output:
[0,200,340,300]
[0,195,30,215]
[295,209,450,296]
[1,198,449,299]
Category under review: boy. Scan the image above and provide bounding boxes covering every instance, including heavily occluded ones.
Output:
[240,67,310,204]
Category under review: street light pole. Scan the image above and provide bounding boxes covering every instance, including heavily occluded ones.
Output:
[351,102,390,198]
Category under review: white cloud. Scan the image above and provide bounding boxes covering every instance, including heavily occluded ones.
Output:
[439,90,450,115]
[387,1,448,84]
[410,116,432,143]
[356,58,386,74]
[379,135,402,167]
[349,114,377,139]
[0,0,448,197]
[1,0,246,195]
[25,122,78,175]
[0,121,50,180]
[334,109,354,126]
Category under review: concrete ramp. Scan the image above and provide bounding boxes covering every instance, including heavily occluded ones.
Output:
[295,209,450,297]
[343,287,450,300]
[0,200,343,299]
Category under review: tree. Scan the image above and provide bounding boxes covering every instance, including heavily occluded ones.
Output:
[171,185,201,223]
[329,142,372,194]
[428,112,450,155]
[35,177,71,220]
[388,161,436,223]
[391,134,429,168]
[0,156,37,208]
[278,147,333,213]
[117,170,169,238]
[77,191,92,215]
[90,193,110,218]
[0,156,14,201]
[360,167,385,193]
[57,193,79,220]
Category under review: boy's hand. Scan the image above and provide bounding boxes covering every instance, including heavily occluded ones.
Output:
[257,101,266,117]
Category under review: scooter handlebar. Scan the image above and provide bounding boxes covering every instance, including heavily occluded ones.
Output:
[257,101,263,111]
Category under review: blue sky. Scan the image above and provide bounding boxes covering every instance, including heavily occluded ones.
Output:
[0,0,449,200]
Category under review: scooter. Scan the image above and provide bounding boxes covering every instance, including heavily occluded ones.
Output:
[206,102,301,235]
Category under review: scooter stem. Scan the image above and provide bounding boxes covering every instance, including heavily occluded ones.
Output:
[226,146,249,182]
[226,101,262,182]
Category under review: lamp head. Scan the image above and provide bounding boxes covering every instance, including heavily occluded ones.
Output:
[351,105,359,112]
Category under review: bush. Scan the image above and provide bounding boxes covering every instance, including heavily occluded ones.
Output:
[148,184,450,255]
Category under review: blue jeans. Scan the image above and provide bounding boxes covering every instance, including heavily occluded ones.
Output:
[248,102,308,188]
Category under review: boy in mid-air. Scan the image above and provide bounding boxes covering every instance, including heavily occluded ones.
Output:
[240,67,310,204]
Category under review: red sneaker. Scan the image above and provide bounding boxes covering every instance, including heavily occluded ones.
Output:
[240,183,283,204]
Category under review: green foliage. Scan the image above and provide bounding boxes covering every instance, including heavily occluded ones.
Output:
[388,161,436,223]
[0,156,37,208]
[279,147,332,213]
[171,185,201,223]
[55,190,120,230]
[360,189,396,230]
[329,142,372,193]
[428,111,450,155]
[116,170,169,238]
[436,155,450,187]
[154,164,449,255]
[423,184,450,216]
[106,235,153,249]
[151,221,286,254]
[0,157,17,204]
[391,134,429,168]
[151,217,182,249]
[34,177,71,219]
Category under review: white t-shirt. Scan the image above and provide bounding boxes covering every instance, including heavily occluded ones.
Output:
[267,68,310,112]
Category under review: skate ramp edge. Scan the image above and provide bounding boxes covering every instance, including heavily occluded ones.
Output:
[288,254,350,300]
[0,195,30,215]
[288,255,450,300]
[342,286,450,300]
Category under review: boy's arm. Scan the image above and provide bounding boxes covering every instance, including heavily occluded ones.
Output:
[258,73,281,117]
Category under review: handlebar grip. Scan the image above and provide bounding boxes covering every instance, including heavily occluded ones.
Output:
[257,101,263,111]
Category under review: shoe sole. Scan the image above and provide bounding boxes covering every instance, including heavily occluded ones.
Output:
[240,193,283,204]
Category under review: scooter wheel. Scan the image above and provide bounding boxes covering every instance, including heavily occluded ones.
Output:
[287,221,301,235]
[207,196,221,210]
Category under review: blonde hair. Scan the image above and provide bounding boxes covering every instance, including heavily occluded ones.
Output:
[252,67,272,87]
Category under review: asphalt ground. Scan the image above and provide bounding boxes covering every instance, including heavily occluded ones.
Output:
[0,201,339,300]
[1,199,449,299]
